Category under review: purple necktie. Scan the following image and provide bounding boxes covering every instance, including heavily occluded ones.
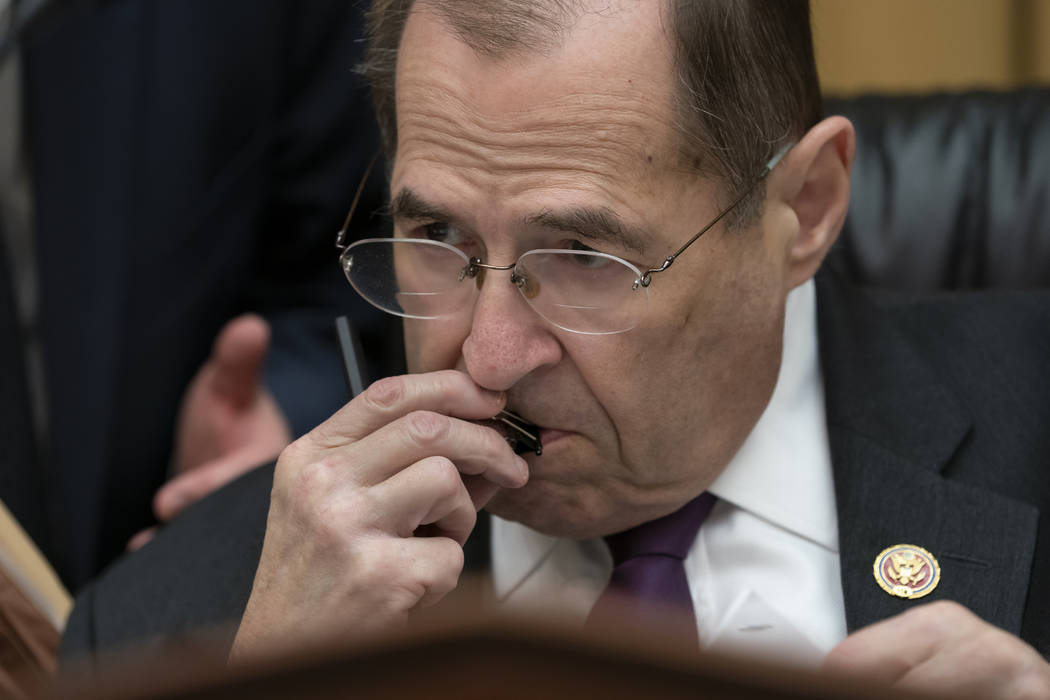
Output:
[587,493,717,645]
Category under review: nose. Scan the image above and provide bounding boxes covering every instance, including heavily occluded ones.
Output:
[461,269,563,392]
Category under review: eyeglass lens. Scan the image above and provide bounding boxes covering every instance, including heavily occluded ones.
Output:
[342,239,649,334]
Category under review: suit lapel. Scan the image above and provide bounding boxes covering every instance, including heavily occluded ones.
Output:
[816,271,1037,636]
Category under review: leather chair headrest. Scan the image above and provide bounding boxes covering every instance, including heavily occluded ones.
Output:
[824,89,1050,290]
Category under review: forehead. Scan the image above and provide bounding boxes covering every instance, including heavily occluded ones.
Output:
[393,3,683,214]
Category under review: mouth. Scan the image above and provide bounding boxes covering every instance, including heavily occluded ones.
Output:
[489,409,543,456]
[537,427,572,445]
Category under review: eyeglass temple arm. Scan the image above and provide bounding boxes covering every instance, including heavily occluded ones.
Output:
[638,142,794,287]
[336,149,382,250]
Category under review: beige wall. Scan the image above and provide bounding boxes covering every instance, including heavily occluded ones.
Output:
[813,0,1050,95]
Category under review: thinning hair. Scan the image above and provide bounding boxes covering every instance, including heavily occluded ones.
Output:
[434,0,578,56]
[359,0,822,223]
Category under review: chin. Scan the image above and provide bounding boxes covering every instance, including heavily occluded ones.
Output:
[486,434,612,536]
[487,468,711,539]
[486,479,611,539]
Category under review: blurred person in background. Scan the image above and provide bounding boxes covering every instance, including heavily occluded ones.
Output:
[0,0,391,592]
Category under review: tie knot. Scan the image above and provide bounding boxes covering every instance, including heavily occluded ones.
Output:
[603,492,716,565]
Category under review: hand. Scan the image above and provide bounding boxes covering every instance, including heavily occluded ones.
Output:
[228,371,529,662]
[128,314,292,550]
[824,601,1050,699]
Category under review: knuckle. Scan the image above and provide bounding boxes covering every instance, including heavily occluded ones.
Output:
[311,506,353,549]
[346,542,412,599]
[907,599,959,626]
[276,436,308,466]
[310,495,383,556]
[436,542,466,596]
[423,456,462,494]
[296,457,334,492]
[430,371,462,402]
[420,539,464,590]
[273,456,335,513]
[927,599,966,616]
[923,600,970,628]
[366,546,424,591]
[442,538,466,575]
[363,376,406,410]
[403,410,451,448]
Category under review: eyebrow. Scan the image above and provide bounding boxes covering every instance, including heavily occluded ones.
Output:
[389,187,454,222]
[389,187,649,255]
[525,207,649,255]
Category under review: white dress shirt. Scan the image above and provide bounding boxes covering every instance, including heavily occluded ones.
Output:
[490,280,847,667]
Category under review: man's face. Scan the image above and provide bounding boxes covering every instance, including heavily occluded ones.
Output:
[393,2,798,537]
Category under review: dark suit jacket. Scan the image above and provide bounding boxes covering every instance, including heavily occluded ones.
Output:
[59,269,1050,661]
[15,0,394,588]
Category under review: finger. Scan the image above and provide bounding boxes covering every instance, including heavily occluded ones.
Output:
[155,449,274,520]
[209,314,270,409]
[344,409,529,489]
[375,456,477,545]
[306,371,507,451]
[462,474,501,510]
[896,627,1050,699]
[828,602,1050,698]
[127,526,157,551]
[394,535,465,609]
[823,601,969,684]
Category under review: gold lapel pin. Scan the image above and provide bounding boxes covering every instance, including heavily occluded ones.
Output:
[873,544,940,599]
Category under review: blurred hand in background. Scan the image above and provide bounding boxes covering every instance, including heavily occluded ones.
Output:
[128,314,292,550]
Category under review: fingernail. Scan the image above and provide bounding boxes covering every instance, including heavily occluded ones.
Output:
[515,456,530,484]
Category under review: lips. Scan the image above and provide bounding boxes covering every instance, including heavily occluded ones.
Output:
[537,428,571,445]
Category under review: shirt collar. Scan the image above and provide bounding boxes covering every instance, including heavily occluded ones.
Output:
[706,279,838,551]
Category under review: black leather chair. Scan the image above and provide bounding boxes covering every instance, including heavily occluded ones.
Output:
[825,89,1050,291]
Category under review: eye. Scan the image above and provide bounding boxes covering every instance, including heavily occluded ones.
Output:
[565,239,615,269]
[421,222,466,246]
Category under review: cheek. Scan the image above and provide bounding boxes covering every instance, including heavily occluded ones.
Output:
[564,337,650,448]
[403,318,471,373]
[606,246,785,471]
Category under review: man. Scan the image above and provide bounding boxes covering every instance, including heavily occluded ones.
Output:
[63,1,1050,696]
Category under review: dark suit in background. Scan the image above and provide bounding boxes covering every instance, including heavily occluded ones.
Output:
[15,0,391,589]
[57,268,1050,660]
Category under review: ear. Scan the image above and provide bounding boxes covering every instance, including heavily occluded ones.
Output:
[774,116,855,289]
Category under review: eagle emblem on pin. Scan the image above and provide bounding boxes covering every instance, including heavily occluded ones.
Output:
[873,544,940,599]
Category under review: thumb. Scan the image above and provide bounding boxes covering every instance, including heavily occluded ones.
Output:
[209,313,271,410]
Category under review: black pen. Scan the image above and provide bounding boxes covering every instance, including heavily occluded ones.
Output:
[334,315,367,398]
[333,316,542,455]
